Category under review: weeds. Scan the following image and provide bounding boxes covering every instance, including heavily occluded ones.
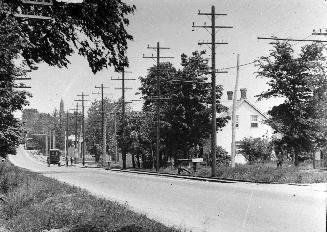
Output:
[0,162,180,232]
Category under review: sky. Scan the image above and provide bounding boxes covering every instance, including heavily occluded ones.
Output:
[20,0,327,117]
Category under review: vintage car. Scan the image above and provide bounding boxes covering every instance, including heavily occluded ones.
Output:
[47,149,61,167]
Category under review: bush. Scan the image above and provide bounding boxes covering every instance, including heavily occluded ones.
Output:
[239,137,272,163]
[216,146,231,166]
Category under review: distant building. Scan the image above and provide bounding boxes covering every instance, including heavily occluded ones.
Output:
[217,88,273,164]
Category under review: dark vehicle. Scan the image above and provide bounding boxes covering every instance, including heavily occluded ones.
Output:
[47,149,61,167]
[25,138,38,150]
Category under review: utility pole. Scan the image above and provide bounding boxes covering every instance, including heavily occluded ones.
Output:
[112,69,135,169]
[74,92,89,166]
[192,6,232,177]
[69,103,79,163]
[143,42,173,173]
[65,110,69,166]
[231,54,240,168]
[52,130,56,149]
[109,111,119,162]
[45,131,48,155]
[94,84,110,166]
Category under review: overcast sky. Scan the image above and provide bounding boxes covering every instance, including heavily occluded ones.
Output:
[22,0,327,116]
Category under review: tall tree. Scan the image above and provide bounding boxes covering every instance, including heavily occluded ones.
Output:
[256,42,327,166]
[139,51,228,165]
[0,16,30,157]
[0,0,135,156]
[85,98,117,162]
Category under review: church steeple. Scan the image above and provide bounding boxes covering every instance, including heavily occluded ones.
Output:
[60,99,64,114]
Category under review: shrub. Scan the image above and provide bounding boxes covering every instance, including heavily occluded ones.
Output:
[239,137,273,163]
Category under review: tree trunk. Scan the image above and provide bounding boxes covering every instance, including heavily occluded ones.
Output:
[122,150,126,169]
[294,149,299,167]
[136,153,140,168]
[141,153,145,168]
[132,153,135,168]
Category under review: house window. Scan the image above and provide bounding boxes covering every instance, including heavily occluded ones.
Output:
[236,115,239,127]
[250,115,258,127]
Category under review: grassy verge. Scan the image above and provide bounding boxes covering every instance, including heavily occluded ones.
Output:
[0,162,182,232]
[127,162,327,184]
[213,164,327,183]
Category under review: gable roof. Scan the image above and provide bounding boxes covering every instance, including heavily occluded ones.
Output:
[218,99,268,119]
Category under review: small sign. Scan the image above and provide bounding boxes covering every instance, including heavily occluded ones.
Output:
[192,158,203,163]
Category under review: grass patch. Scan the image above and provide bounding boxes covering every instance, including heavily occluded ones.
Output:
[0,162,182,232]
[133,162,327,184]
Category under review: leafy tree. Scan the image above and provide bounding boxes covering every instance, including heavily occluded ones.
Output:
[256,42,327,166]
[239,137,273,164]
[2,0,136,72]
[85,98,117,162]
[0,17,30,157]
[139,51,228,165]
[128,111,156,169]
[0,0,135,156]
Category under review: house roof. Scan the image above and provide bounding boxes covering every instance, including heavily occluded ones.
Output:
[218,98,268,119]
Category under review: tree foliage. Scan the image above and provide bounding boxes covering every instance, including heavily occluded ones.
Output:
[2,0,136,72]
[0,17,30,157]
[138,51,229,165]
[85,98,117,162]
[0,0,135,157]
[239,137,273,164]
[256,42,327,165]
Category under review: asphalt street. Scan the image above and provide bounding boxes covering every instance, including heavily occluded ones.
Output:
[9,146,326,232]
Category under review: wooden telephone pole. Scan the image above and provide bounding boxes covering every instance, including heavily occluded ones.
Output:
[143,42,173,173]
[231,54,240,168]
[192,6,232,177]
[111,69,135,169]
[74,92,89,166]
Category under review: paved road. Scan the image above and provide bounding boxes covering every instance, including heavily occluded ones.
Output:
[9,146,326,232]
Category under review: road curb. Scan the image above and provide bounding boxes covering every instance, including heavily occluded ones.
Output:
[109,169,274,184]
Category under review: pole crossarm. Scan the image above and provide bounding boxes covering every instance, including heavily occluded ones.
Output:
[257,37,327,43]
[22,0,53,6]
[143,55,174,59]
[14,14,53,20]
[147,44,170,50]
[146,97,170,100]
[312,32,327,36]
[111,78,136,81]
[198,10,227,16]
[198,42,228,45]
[192,25,233,29]
[114,87,133,90]
[95,86,110,89]
[14,78,31,80]
[171,79,209,84]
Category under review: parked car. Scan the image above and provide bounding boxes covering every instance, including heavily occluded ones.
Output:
[47,149,61,167]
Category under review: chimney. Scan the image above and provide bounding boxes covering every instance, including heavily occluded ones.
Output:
[227,91,233,100]
[240,88,247,99]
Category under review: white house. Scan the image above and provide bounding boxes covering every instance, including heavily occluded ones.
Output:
[217,88,274,164]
